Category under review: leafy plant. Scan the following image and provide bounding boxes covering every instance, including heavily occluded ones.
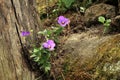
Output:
[31,47,51,72]
[31,28,62,73]
[98,16,111,33]
[61,0,75,8]
[30,16,70,73]
[51,0,75,16]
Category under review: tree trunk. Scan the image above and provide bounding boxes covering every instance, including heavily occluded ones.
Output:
[0,0,42,80]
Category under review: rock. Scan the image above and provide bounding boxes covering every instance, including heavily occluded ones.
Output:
[111,15,120,31]
[114,15,120,25]
[84,3,116,26]
[60,30,120,79]
[63,30,111,67]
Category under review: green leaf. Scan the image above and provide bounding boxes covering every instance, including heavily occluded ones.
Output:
[61,0,75,8]
[37,52,42,58]
[37,30,45,34]
[37,31,43,34]
[38,29,47,35]
[45,66,50,72]
[98,16,105,24]
[34,57,40,62]
[38,58,44,64]
[30,54,36,58]
[104,23,110,27]
[54,27,63,35]
[38,29,53,37]
[106,19,111,23]
[33,48,39,53]
[46,30,52,35]
[43,49,49,54]
[44,62,51,73]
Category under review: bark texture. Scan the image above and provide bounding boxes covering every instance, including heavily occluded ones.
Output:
[0,0,42,80]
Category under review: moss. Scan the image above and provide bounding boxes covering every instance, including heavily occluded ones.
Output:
[97,35,120,53]
[93,35,120,79]
[62,56,92,80]
[63,35,120,80]
[96,35,120,63]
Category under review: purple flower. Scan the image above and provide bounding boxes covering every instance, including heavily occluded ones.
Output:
[57,16,70,27]
[43,40,56,51]
[20,31,30,36]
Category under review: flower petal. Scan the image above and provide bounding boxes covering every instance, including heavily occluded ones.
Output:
[20,31,30,36]
[43,40,56,51]
[43,43,49,48]
[49,47,54,51]
[57,16,70,27]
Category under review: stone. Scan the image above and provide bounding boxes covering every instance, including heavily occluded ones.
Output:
[84,3,116,26]
[61,30,120,79]
[63,30,111,67]
[111,15,120,31]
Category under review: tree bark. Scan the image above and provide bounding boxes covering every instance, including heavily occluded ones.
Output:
[0,0,42,80]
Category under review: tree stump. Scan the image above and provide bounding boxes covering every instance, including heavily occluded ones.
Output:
[0,0,42,80]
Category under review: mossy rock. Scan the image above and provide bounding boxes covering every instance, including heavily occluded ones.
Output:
[84,3,116,26]
[60,31,120,80]
[92,34,120,80]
